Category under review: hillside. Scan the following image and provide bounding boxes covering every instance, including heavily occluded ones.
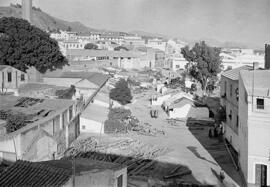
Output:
[0,6,96,32]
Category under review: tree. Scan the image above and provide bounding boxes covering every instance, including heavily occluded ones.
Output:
[0,17,68,73]
[84,43,98,50]
[110,79,133,105]
[114,46,128,51]
[181,41,221,94]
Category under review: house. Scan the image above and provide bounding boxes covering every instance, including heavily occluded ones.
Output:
[0,65,28,92]
[0,95,79,163]
[123,35,145,47]
[169,53,189,71]
[0,159,127,187]
[237,70,270,186]
[80,102,108,134]
[220,49,264,70]
[162,94,208,119]
[220,65,253,157]
[146,38,167,51]
[43,71,110,101]
[150,94,171,106]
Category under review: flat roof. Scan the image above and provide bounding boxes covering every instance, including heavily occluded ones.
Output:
[81,103,108,123]
[240,70,270,97]
[0,95,74,136]
[43,71,110,87]
[19,83,68,95]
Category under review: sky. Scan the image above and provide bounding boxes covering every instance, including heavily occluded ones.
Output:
[1,0,270,48]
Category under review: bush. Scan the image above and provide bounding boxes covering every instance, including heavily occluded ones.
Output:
[110,79,132,105]
[6,113,29,133]
[104,119,126,133]
[84,43,98,50]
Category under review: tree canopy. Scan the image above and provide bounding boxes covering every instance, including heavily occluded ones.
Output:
[84,43,98,50]
[181,41,221,94]
[0,17,68,73]
[109,79,133,105]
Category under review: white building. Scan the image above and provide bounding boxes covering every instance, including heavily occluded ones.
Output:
[169,53,189,71]
[146,38,167,51]
[220,49,264,70]
[238,70,270,186]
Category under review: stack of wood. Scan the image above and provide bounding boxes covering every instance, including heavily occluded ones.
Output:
[64,137,97,157]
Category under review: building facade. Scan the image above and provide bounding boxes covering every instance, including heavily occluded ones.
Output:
[238,70,270,186]
[0,65,28,92]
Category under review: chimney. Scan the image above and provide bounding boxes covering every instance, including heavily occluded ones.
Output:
[253,62,259,70]
[265,44,270,69]
[22,0,32,23]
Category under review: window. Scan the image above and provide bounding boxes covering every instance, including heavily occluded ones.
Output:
[69,106,73,120]
[256,98,264,109]
[236,115,239,128]
[53,116,60,134]
[230,84,232,97]
[21,74,25,81]
[7,72,12,82]
[229,110,232,120]
[117,175,123,187]
[82,125,86,130]
[176,65,180,68]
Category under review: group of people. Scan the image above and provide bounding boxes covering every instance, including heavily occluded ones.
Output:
[208,123,223,138]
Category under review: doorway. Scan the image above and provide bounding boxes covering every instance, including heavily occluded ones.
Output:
[255,164,267,187]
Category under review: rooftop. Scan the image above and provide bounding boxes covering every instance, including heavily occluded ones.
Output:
[81,103,108,122]
[240,70,270,97]
[66,49,144,58]
[221,65,253,80]
[0,159,125,186]
[19,83,68,98]
[0,95,74,135]
[43,70,110,87]
[0,65,9,71]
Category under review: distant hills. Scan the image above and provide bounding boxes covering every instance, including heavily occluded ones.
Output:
[0,6,263,49]
[0,6,98,33]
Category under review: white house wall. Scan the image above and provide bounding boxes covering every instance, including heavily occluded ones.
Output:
[80,117,104,134]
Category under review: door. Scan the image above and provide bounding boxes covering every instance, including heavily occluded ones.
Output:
[255,164,267,187]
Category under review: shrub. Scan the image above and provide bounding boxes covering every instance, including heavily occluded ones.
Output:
[109,79,132,105]
[104,119,126,133]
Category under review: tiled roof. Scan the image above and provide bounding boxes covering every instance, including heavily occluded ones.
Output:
[0,160,71,187]
[221,65,253,80]
[60,72,110,87]
[240,70,270,97]
[0,159,125,186]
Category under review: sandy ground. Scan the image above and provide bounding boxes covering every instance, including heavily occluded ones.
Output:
[125,89,242,187]
[80,88,243,186]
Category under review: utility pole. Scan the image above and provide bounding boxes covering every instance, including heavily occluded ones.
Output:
[72,157,76,187]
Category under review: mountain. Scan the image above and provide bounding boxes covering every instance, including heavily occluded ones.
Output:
[0,6,97,33]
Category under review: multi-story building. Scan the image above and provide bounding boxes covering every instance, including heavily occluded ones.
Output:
[265,44,270,69]
[220,49,265,70]
[0,65,28,92]
[238,70,270,186]
[146,38,167,51]
[220,66,253,159]
[221,64,270,186]
[0,95,79,162]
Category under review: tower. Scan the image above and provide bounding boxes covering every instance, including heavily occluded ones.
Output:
[265,44,270,69]
[22,0,32,23]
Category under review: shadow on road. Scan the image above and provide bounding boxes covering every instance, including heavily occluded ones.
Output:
[187,146,218,166]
